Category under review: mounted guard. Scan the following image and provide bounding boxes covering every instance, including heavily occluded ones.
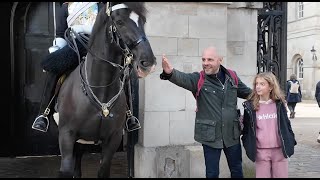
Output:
[32,2,141,133]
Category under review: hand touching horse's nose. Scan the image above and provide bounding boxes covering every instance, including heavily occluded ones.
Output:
[162,54,173,74]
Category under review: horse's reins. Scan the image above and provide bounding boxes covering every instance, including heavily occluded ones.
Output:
[66,29,125,90]
[66,3,147,118]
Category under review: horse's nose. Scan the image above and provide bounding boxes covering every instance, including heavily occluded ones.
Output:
[139,60,151,67]
[139,56,157,68]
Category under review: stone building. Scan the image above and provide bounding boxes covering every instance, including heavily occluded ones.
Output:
[287,2,320,100]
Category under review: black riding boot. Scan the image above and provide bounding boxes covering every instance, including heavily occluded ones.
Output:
[32,72,59,132]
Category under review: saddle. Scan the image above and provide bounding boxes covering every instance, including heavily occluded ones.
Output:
[55,74,67,95]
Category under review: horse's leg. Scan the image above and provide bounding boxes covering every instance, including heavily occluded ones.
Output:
[73,143,84,178]
[98,130,123,178]
[58,130,77,178]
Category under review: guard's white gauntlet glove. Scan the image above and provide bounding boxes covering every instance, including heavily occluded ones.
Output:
[48,37,67,53]
[71,24,93,35]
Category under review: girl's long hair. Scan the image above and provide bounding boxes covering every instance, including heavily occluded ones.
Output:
[247,72,286,111]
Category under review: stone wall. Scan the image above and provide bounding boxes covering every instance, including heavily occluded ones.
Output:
[135,2,262,177]
[287,2,320,100]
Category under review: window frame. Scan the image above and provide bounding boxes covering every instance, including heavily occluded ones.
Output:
[296,58,304,80]
[297,2,304,19]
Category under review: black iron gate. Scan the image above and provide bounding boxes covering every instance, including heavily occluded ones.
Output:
[257,2,287,90]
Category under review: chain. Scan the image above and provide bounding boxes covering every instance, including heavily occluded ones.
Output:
[84,56,130,111]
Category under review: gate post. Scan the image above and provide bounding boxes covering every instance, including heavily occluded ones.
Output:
[257,2,288,90]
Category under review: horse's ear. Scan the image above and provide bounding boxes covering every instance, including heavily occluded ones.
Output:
[101,1,112,6]
[109,2,121,6]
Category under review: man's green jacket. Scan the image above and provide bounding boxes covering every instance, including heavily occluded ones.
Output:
[165,65,252,148]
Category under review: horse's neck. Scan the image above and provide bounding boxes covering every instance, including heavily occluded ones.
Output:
[85,52,123,102]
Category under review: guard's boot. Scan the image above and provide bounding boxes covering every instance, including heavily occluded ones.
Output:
[32,72,59,132]
[292,112,296,119]
[125,111,141,132]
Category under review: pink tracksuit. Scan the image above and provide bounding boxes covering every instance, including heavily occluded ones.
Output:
[255,100,288,178]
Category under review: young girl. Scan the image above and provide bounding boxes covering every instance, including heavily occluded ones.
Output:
[241,72,297,178]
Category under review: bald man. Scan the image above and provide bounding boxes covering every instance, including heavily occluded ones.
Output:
[160,46,252,178]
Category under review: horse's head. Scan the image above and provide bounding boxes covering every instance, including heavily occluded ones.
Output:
[89,2,156,78]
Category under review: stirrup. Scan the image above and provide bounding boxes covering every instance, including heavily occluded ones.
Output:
[125,116,141,132]
[32,115,49,132]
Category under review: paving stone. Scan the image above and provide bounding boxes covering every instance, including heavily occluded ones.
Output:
[0,152,127,178]
[0,101,319,178]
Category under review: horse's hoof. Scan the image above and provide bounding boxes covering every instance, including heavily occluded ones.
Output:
[58,171,73,178]
[73,174,82,178]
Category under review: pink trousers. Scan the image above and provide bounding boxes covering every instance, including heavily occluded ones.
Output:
[255,147,288,178]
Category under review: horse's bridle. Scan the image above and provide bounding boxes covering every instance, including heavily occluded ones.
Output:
[68,3,147,69]
[106,3,148,65]
[67,3,148,118]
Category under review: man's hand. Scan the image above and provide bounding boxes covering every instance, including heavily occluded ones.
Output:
[162,54,173,74]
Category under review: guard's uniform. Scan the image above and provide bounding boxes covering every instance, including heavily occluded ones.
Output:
[41,2,100,75]
[67,2,98,27]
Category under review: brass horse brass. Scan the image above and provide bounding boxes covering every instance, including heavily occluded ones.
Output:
[102,108,110,117]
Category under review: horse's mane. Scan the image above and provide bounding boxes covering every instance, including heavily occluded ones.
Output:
[87,4,108,48]
[88,2,147,48]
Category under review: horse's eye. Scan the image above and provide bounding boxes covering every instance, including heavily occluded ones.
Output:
[116,20,124,27]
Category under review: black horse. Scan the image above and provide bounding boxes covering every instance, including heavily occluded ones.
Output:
[55,2,156,178]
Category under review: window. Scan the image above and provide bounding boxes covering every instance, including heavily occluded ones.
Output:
[298,2,304,18]
[296,58,303,79]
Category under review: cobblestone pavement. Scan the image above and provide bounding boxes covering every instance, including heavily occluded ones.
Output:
[0,152,127,178]
[287,101,320,178]
[288,144,320,178]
